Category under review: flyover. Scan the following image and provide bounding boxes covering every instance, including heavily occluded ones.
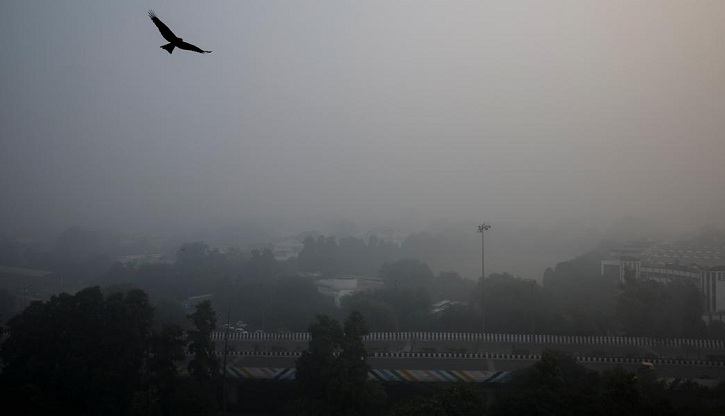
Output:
[205,331,725,383]
[212,331,725,361]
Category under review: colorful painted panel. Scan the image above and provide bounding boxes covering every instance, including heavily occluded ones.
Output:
[218,366,511,383]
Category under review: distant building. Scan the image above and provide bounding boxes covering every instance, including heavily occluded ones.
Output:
[601,241,725,314]
[316,275,384,307]
[271,239,303,262]
[116,253,167,266]
[0,266,58,312]
[0,266,55,289]
[182,293,214,311]
[430,300,463,315]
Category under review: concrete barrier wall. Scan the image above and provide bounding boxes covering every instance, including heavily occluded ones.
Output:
[217,366,512,383]
[207,350,725,367]
[212,331,725,350]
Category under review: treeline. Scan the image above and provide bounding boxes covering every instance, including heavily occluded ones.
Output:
[3,288,724,416]
[489,350,725,416]
[98,242,725,339]
[388,350,725,416]
[0,287,220,415]
[2,227,725,340]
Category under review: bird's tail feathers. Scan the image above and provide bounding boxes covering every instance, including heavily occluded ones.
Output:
[161,43,175,54]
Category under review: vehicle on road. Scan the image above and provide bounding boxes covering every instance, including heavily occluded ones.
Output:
[638,361,655,373]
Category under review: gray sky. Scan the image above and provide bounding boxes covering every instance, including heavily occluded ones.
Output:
[2,1,724,238]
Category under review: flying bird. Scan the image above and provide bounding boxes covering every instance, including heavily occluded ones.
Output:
[148,10,211,54]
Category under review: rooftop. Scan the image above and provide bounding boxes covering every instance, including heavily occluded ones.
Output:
[0,266,53,278]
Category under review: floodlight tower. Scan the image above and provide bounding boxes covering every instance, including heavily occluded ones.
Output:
[477,222,491,334]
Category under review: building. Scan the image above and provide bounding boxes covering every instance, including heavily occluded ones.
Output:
[182,293,215,311]
[0,266,58,313]
[430,299,463,315]
[116,253,167,266]
[316,275,384,307]
[271,239,304,262]
[601,241,725,314]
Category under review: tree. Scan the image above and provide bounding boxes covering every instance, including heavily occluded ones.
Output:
[294,314,343,415]
[599,369,645,416]
[388,396,446,416]
[490,350,600,416]
[0,286,154,415]
[241,248,278,280]
[342,286,431,331]
[342,294,398,331]
[379,258,434,287]
[434,304,480,333]
[297,235,340,276]
[132,324,186,416]
[328,311,386,416]
[437,383,487,416]
[295,312,386,415]
[297,236,322,273]
[615,278,705,338]
[542,250,616,315]
[472,273,548,334]
[387,384,485,416]
[100,288,156,411]
[264,275,338,331]
[430,271,475,302]
[0,288,13,328]
[184,300,219,415]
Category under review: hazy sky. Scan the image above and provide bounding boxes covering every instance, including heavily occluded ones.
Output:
[2,1,724,237]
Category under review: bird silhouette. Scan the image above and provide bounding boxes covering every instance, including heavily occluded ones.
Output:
[148,10,211,54]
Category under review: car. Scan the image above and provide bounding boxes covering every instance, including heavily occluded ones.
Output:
[638,361,655,373]
[233,327,248,333]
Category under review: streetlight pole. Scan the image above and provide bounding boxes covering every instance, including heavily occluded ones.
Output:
[259,281,266,333]
[477,223,491,334]
[222,309,230,416]
[394,279,399,334]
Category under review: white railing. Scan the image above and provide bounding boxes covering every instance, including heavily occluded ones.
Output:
[204,349,725,367]
[211,331,725,350]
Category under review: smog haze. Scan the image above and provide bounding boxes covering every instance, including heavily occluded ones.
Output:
[2,1,724,277]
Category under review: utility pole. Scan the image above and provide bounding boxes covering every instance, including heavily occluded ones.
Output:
[477,223,491,334]
[394,279,399,334]
[222,309,230,416]
[259,281,265,333]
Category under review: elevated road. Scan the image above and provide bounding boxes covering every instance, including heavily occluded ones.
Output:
[206,332,725,381]
[207,351,725,382]
[213,331,725,361]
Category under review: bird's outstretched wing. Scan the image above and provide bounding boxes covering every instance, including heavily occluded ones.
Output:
[177,41,212,54]
[148,10,178,42]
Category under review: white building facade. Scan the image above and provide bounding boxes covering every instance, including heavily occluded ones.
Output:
[601,242,725,315]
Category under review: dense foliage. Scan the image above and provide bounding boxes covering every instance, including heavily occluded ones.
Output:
[0,288,220,416]
[0,287,154,414]
[294,312,386,415]
[1,226,725,414]
[490,350,725,416]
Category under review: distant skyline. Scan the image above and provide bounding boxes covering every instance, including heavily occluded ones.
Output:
[2,1,724,238]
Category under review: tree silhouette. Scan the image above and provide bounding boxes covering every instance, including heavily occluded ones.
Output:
[294,312,385,415]
[185,300,219,415]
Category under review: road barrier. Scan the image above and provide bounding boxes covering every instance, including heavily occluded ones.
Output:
[208,350,725,367]
[212,331,725,350]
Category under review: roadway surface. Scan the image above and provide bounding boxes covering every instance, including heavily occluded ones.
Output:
[210,331,725,381]
[214,332,725,361]
[222,355,725,380]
